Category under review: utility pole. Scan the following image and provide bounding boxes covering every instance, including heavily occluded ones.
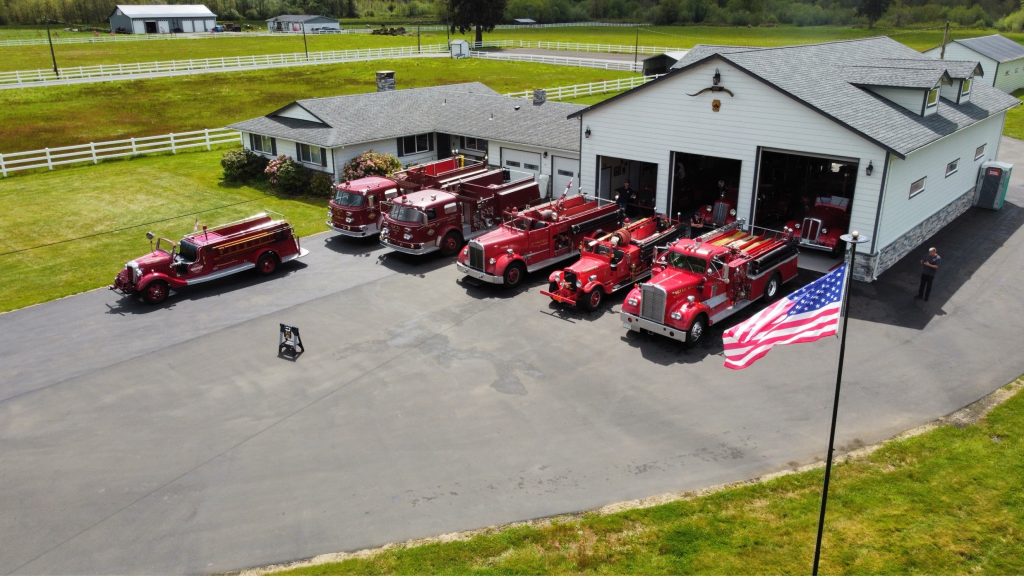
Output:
[46,20,60,78]
[633,24,639,68]
[939,20,950,59]
[302,23,309,61]
[417,25,421,53]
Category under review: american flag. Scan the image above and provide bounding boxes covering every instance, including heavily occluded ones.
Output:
[722,264,847,370]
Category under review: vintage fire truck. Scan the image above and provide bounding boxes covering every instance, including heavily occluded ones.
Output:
[784,195,850,255]
[541,215,687,310]
[380,168,542,256]
[455,193,622,289]
[327,157,487,238]
[110,213,308,304]
[690,188,738,233]
[620,221,799,345]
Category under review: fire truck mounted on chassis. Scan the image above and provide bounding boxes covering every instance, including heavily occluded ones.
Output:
[455,193,623,289]
[620,221,799,345]
[541,214,687,311]
[380,168,542,257]
[110,213,307,305]
[327,157,488,238]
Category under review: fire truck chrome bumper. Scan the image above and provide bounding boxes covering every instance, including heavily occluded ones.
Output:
[282,248,310,262]
[620,312,688,343]
[327,221,378,237]
[456,262,503,284]
[540,289,578,306]
[381,240,437,255]
[797,238,836,251]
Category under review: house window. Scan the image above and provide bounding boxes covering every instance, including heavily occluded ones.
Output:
[462,136,487,151]
[909,177,926,199]
[961,78,972,98]
[945,158,959,177]
[297,143,326,166]
[398,133,434,157]
[926,87,939,109]
[250,134,275,154]
[975,144,986,160]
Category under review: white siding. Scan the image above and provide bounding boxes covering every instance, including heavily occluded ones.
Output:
[867,86,927,115]
[577,58,886,253]
[875,112,1006,249]
[994,56,1024,93]
[242,133,334,176]
[926,44,999,87]
[274,104,322,123]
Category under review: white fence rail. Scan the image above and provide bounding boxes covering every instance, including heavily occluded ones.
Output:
[477,39,683,55]
[0,44,449,86]
[470,50,641,72]
[0,128,240,177]
[504,74,659,100]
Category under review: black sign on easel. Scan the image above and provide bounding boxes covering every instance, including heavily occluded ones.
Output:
[278,324,304,361]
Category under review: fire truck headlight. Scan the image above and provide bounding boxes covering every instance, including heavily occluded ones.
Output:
[381,227,389,238]
[345,217,353,224]
[794,223,801,229]
[461,247,468,256]
[821,227,829,235]
[403,233,412,241]
[627,297,639,307]
[670,310,683,320]
[506,248,514,256]
[705,205,712,212]
[488,257,496,265]
[589,274,597,282]
[575,280,582,289]
[729,209,736,216]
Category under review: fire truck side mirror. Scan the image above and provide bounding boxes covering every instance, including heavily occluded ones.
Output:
[146,231,155,240]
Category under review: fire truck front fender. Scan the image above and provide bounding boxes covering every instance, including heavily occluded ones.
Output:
[492,253,523,277]
[138,272,185,291]
[583,280,605,295]
[678,303,711,328]
[547,270,562,283]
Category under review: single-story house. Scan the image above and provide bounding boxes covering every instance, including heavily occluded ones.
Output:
[266,15,341,33]
[925,34,1024,94]
[569,36,1018,281]
[108,4,216,34]
[228,80,583,197]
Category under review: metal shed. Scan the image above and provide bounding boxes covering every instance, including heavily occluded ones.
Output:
[108,4,217,34]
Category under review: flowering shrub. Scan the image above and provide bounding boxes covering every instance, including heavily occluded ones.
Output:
[309,171,334,198]
[342,150,401,181]
[263,155,311,195]
[221,149,267,182]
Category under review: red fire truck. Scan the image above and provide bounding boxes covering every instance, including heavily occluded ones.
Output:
[110,213,308,304]
[784,195,850,255]
[328,157,487,238]
[380,168,541,256]
[541,215,687,310]
[690,189,738,233]
[620,221,799,345]
[455,193,622,289]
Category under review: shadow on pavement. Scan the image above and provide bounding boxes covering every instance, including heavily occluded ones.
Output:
[375,250,455,277]
[851,203,1023,330]
[458,275,546,301]
[322,234,382,258]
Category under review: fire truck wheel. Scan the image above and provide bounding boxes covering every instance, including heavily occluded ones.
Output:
[548,280,559,293]
[687,315,708,346]
[503,262,526,289]
[143,281,169,305]
[764,274,782,301]
[439,232,463,256]
[256,252,279,275]
[583,288,603,311]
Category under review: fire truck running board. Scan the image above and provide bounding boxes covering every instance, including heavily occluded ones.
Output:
[526,250,579,273]
[185,263,255,285]
[710,299,754,325]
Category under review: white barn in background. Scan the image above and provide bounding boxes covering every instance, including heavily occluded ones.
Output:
[108,5,216,34]
[569,37,1018,281]
[926,34,1024,94]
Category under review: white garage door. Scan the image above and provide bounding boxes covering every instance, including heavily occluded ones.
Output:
[551,156,578,196]
[501,148,541,176]
[183,20,194,32]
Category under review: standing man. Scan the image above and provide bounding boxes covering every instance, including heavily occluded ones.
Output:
[616,180,636,216]
[916,246,941,301]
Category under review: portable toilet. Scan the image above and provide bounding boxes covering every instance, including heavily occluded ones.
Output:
[975,161,1012,210]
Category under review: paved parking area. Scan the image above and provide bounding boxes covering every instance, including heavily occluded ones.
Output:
[1,140,1022,574]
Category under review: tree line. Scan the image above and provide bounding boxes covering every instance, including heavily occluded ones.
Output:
[0,0,1018,30]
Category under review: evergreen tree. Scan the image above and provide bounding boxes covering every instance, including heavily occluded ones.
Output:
[859,0,890,27]
[449,0,506,44]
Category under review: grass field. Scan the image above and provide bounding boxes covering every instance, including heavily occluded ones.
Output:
[0,59,635,153]
[266,379,1024,575]
[0,150,328,312]
[4,25,1021,72]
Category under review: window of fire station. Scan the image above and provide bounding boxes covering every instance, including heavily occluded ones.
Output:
[398,133,434,157]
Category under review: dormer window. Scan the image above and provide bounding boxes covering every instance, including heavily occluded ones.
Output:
[961,78,972,98]
[926,87,939,109]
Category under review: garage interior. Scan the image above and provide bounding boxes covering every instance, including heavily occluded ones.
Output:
[669,152,742,220]
[754,149,857,229]
[596,155,657,215]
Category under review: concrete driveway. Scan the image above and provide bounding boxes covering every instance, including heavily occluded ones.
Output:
[1,140,1022,574]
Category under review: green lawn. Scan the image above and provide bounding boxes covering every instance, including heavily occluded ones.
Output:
[0,150,329,312]
[0,59,635,153]
[1006,89,1024,140]
[268,379,1024,575]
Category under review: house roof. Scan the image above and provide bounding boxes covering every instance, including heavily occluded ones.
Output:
[570,37,1018,159]
[266,14,337,23]
[228,82,584,152]
[113,4,215,18]
[952,34,1024,63]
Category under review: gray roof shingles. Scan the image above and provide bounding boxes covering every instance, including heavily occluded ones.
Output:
[229,82,583,152]
[266,14,336,23]
[955,34,1024,63]
[660,37,1019,157]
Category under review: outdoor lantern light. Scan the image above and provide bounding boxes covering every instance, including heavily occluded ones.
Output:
[585,126,592,138]
[713,68,721,85]
[866,161,874,176]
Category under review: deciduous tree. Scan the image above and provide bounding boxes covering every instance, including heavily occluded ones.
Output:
[449,0,506,44]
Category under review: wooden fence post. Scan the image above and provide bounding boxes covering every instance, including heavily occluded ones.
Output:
[91,142,97,164]
[131,137,137,155]
[0,153,6,177]
[170,133,176,154]
[45,148,53,170]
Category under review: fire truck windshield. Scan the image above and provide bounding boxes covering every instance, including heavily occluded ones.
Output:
[666,251,708,274]
[389,204,426,224]
[333,190,366,207]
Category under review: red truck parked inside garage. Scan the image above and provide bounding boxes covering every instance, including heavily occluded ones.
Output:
[620,221,799,345]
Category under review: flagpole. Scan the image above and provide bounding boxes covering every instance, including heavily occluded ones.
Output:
[812,230,867,575]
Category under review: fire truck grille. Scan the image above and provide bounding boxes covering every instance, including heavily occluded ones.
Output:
[640,284,666,321]
[468,242,484,270]
[713,201,729,225]
[802,217,822,242]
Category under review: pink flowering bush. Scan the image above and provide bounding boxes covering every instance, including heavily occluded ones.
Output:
[342,150,401,180]
[263,155,310,195]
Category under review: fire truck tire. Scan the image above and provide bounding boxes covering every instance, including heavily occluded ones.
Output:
[256,252,279,275]
[764,273,782,301]
[687,315,708,346]
[439,232,463,256]
[548,280,559,293]
[503,262,526,289]
[143,281,169,305]
[583,288,603,311]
